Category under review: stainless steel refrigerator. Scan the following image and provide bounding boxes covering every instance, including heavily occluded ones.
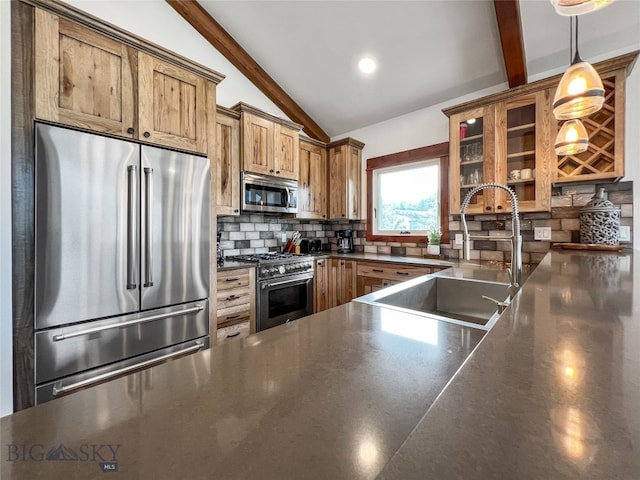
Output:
[34,123,210,404]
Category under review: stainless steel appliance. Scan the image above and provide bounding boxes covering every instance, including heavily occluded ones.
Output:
[226,253,314,331]
[241,171,298,214]
[34,123,210,404]
[337,230,354,253]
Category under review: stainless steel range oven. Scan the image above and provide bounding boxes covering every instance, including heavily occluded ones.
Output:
[226,253,314,332]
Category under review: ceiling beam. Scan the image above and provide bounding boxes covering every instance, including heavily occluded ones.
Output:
[493,0,528,88]
[166,0,330,143]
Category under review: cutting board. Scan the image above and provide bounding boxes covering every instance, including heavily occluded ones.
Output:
[552,242,625,252]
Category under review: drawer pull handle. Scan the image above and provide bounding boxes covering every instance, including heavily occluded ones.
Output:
[372,268,384,273]
[226,295,239,301]
[226,332,240,338]
[225,277,240,282]
[396,272,409,276]
[226,314,241,320]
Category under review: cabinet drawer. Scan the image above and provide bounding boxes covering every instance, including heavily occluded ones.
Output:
[357,262,430,281]
[216,304,251,326]
[216,286,250,311]
[216,321,250,344]
[217,269,251,291]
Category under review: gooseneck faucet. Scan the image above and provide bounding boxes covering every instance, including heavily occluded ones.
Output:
[461,183,523,296]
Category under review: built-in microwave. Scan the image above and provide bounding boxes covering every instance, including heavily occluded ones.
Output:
[241,172,298,214]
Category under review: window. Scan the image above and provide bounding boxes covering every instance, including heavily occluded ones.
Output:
[366,143,449,243]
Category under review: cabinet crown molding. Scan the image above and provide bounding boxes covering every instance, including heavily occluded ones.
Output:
[442,50,638,117]
[24,0,225,84]
[299,135,327,148]
[327,137,366,149]
[231,102,303,131]
[216,105,241,120]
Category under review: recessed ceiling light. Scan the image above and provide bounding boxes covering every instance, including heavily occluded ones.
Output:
[358,57,377,74]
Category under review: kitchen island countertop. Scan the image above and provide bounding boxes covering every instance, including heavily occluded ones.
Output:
[2,250,639,479]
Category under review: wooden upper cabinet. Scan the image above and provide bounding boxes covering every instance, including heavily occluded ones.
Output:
[328,138,365,220]
[274,124,299,180]
[242,112,274,176]
[298,138,327,219]
[138,54,207,153]
[214,106,241,216]
[444,51,637,208]
[34,7,223,155]
[35,10,136,137]
[448,91,552,214]
[233,103,303,180]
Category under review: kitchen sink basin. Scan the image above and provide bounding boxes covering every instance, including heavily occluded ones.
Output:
[355,275,511,330]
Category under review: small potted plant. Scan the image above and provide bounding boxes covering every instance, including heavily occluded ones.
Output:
[427,226,441,256]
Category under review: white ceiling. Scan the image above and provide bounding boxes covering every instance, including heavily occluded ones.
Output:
[199,0,640,138]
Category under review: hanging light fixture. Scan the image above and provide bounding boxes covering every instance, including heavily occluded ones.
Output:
[555,119,589,155]
[550,0,616,16]
[553,16,605,120]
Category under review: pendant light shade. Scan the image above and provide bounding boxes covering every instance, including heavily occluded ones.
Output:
[552,16,605,120]
[555,119,589,155]
[553,61,605,120]
[550,0,616,16]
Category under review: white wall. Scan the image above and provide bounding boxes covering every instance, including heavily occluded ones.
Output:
[1,0,13,418]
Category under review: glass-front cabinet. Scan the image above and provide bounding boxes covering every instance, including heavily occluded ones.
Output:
[448,91,552,214]
[449,106,494,215]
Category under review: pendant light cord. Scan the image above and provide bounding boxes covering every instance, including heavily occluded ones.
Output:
[569,17,573,64]
[573,16,582,64]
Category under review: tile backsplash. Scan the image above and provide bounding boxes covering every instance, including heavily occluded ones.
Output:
[218,181,633,264]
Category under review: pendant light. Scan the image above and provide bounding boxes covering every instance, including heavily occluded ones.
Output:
[553,17,604,120]
[550,0,616,16]
[555,119,589,155]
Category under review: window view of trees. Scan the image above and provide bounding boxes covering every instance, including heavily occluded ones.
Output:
[375,161,440,234]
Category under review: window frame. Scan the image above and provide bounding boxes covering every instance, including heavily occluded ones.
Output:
[366,142,450,244]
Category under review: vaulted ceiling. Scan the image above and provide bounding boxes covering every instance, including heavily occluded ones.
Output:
[169,0,640,141]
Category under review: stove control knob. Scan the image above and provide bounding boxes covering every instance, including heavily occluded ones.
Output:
[278,265,286,274]
[261,268,269,276]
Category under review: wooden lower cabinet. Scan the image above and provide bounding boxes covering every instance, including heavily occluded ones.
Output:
[328,259,357,308]
[355,262,444,297]
[215,268,256,334]
[314,258,329,313]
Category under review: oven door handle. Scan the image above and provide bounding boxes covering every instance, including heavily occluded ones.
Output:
[261,275,312,290]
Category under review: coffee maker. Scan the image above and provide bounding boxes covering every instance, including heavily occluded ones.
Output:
[337,230,354,253]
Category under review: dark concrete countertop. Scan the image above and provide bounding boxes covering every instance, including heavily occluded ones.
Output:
[2,250,638,479]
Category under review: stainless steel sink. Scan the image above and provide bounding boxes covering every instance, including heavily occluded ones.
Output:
[355,275,511,330]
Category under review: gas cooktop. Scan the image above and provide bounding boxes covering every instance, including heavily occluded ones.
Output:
[226,253,311,264]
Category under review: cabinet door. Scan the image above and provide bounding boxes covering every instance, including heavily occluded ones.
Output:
[298,141,327,219]
[328,146,347,219]
[497,90,552,212]
[450,106,495,214]
[215,112,240,215]
[346,146,362,219]
[314,259,329,313]
[356,275,385,297]
[138,53,207,154]
[242,113,274,175]
[274,124,299,180]
[328,259,356,307]
[35,10,135,137]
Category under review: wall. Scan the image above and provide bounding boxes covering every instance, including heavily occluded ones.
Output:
[0,0,13,418]
[336,48,640,251]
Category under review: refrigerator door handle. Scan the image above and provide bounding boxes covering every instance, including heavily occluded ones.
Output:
[51,340,204,397]
[126,165,137,290]
[144,167,154,287]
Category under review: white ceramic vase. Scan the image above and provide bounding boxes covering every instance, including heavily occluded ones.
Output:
[426,244,440,256]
